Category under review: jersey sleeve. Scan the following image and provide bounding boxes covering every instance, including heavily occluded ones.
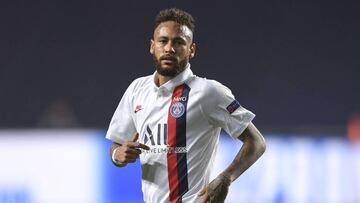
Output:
[105,81,137,144]
[200,80,255,138]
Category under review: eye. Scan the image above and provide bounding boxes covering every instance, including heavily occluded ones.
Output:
[158,39,167,44]
[174,40,185,46]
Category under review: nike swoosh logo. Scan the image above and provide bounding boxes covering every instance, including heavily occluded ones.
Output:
[134,108,143,113]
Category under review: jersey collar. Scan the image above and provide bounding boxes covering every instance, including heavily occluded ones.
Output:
[153,63,194,93]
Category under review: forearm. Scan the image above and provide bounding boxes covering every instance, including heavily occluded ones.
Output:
[223,138,265,182]
[198,125,265,203]
[222,124,266,182]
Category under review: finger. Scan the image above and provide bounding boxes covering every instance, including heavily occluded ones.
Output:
[126,158,137,163]
[125,153,139,160]
[138,143,150,150]
[128,142,150,150]
[201,194,210,203]
[125,147,142,155]
[198,188,206,196]
[130,133,139,142]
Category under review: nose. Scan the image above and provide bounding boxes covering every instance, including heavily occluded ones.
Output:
[164,42,175,53]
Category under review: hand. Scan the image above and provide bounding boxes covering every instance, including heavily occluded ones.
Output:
[113,133,150,164]
[198,174,231,203]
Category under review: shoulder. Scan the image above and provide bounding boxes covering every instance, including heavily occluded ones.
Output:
[127,74,153,93]
[189,75,232,97]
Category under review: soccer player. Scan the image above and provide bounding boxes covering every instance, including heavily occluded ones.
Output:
[106,8,266,203]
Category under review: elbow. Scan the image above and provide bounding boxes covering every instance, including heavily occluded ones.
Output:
[248,132,266,158]
[259,138,266,156]
[257,134,266,157]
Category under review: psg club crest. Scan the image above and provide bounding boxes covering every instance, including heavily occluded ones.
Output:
[170,102,185,118]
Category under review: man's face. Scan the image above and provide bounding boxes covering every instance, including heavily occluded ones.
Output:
[150,21,196,77]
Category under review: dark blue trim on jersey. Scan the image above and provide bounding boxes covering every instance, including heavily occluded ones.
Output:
[176,84,190,201]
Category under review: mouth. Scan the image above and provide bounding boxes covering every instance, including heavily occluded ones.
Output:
[160,56,177,62]
[161,59,175,63]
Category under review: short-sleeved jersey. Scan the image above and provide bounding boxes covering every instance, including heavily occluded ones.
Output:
[106,65,255,203]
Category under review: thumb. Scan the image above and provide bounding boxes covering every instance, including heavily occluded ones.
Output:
[131,133,139,142]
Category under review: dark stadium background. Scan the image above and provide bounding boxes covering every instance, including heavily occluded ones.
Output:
[1,1,359,131]
[1,1,360,203]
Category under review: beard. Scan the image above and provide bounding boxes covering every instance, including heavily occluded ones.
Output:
[153,55,188,77]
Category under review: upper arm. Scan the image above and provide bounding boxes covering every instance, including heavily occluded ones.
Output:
[106,80,138,144]
[200,80,255,138]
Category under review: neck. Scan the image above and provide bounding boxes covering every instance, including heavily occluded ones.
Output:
[155,63,189,86]
[157,75,172,86]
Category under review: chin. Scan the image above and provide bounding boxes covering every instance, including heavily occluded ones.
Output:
[157,66,178,77]
[159,63,177,71]
[160,65,176,70]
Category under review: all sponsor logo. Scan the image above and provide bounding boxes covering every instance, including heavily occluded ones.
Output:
[141,124,188,154]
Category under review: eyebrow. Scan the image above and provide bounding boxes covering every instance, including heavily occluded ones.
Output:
[157,36,187,42]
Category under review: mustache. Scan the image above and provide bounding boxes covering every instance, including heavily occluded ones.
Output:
[160,55,177,61]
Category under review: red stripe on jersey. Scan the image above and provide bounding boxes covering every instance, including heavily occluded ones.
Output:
[167,85,184,203]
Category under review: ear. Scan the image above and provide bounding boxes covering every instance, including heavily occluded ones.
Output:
[150,39,154,54]
[189,42,196,59]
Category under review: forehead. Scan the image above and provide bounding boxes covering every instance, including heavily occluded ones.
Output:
[154,21,193,40]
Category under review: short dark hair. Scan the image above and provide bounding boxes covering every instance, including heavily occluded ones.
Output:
[154,8,195,33]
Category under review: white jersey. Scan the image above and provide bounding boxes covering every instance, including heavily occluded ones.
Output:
[106,65,255,203]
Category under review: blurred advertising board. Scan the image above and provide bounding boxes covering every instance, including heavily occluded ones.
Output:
[0,130,359,203]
